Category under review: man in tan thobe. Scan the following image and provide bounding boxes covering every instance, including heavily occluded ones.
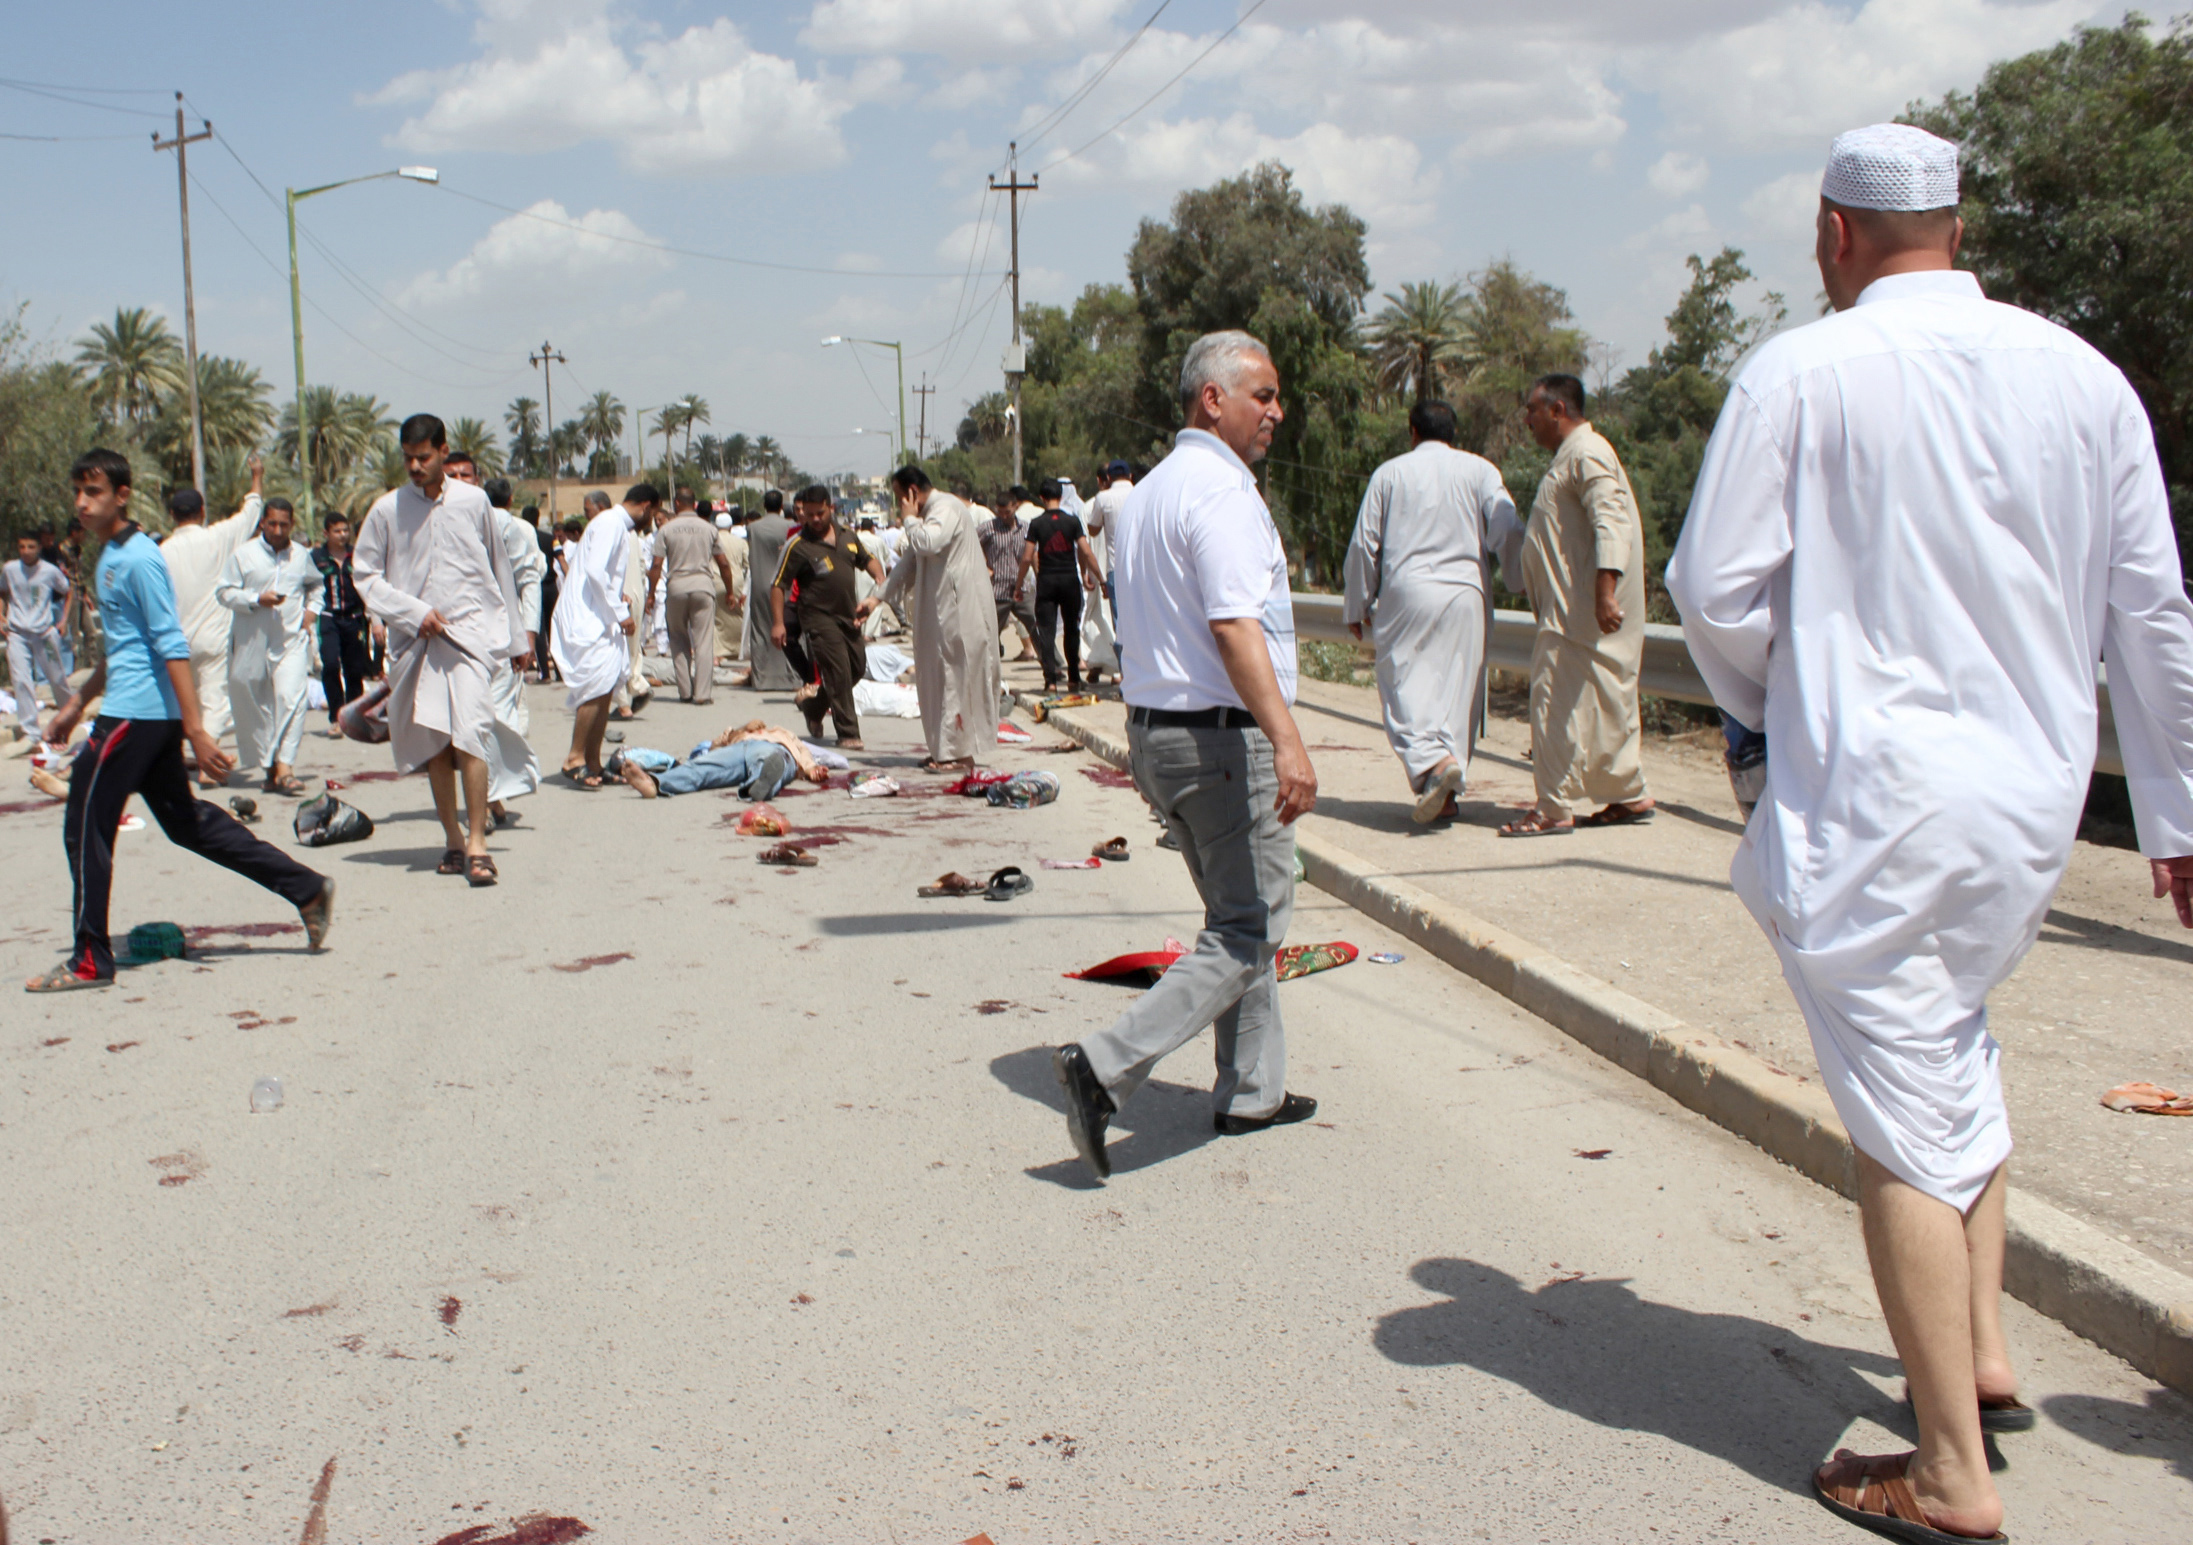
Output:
[880,466,1000,772]
[1500,372,1653,836]
[712,510,747,664]
[159,454,264,767]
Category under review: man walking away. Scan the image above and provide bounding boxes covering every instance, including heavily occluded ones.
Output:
[551,488,648,787]
[1014,478,1102,691]
[1081,461,1132,680]
[772,485,883,748]
[1670,122,2193,1545]
[352,416,528,888]
[311,514,371,736]
[1344,399,1522,824]
[979,502,1036,663]
[659,493,737,703]
[1500,373,1654,836]
[742,490,800,691]
[880,467,1001,774]
[215,496,319,795]
[159,453,263,755]
[712,507,747,667]
[481,476,545,822]
[2,530,74,745]
[26,449,331,992]
[1052,330,1320,1181]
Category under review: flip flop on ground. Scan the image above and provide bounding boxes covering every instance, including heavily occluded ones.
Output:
[985,866,1034,902]
[759,843,816,867]
[918,871,986,897]
[1093,835,1130,861]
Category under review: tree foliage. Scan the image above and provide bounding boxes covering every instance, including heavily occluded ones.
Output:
[1908,14,2193,582]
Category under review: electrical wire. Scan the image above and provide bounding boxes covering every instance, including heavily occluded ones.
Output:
[1040,0,1271,173]
[0,129,146,141]
[0,79,168,118]
[1013,0,1174,157]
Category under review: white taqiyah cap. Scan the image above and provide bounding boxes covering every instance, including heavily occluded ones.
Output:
[1822,123,1960,212]
[715,512,734,529]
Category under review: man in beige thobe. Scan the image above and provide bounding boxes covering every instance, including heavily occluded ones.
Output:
[1501,372,1653,835]
[712,511,747,664]
[159,455,264,765]
[880,466,1000,772]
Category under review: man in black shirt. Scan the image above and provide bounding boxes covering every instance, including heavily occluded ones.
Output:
[310,513,370,733]
[1013,478,1103,690]
[770,485,884,747]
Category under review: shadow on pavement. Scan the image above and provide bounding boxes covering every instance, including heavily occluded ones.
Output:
[2039,1391,2193,1484]
[817,910,1016,935]
[2039,908,2193,969]
[1374,1257,1902,1494]
[991,1043,1219,1189]
[337,846,462,872]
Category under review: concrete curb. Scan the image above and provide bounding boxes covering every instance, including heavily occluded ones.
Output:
[1027,697,2193,1396]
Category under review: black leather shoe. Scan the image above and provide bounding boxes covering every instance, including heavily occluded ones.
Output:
[1214,1092,1318,1135]
[1053,1043,1116,1181]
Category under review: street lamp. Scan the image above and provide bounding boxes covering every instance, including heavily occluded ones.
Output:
[821,336,906,466]
[288,165,438,527]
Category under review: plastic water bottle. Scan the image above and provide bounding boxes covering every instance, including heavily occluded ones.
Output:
[250,1076,284,1113]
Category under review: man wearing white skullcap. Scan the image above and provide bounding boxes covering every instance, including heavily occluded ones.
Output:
[1672,122,2193,1543]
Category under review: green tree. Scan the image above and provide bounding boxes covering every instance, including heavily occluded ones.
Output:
[504,396,543,477]
[74,306,184,432]
[0,306,110,539]
[1363,280,1471,405]
[146,355,275,491]
[1908,15,2193,584]
[580,390,625,475]
[674,393,711,463]
[551,419,585,477]
[449,416,505,476]
[276,386,397,516]
[1451,260,1590,463]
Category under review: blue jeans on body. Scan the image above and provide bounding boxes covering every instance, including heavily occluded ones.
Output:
[657,740,795,800]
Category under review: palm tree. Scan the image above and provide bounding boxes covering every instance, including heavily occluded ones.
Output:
[74,306,185,429]
[504,396,543,476]
[551,419,586,477]
[674,393,710,463]
[449,416,506,476]
[723,432,751,479]
[579,390,625,465]
[751,435,784,486]
[1363,281,1471,405]
[147,356,274,488]
[276,387,397,508]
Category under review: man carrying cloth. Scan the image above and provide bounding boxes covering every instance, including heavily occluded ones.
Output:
[1670,123,2193,1544]
[772,484,883,749]
[27,450,331,992]
[215,496,319,796]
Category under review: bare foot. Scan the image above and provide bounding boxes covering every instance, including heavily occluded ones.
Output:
[621,761,659,798]
[28,767,68,800]
[838,738,864,751]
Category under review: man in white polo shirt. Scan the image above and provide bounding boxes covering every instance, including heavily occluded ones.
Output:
[1052,329,1320,1182]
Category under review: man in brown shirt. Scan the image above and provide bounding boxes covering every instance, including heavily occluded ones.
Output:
[771,485,884,746]
[657,491,737,703]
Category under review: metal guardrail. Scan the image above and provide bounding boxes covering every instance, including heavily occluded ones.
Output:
[1292,592,2125,777]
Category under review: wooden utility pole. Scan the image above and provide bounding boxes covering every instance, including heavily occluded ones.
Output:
[152,94,213,494]
[912,375,937,460]
[529,342,566,516]
[989,144,1037,486]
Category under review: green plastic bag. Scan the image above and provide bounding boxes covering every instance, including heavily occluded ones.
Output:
[122,921,187,965]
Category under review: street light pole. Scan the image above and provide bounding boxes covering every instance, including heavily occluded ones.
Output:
[530,342,566,518]
[286,165,438,529]
[820,336,906,466]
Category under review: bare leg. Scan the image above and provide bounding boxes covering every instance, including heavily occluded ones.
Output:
[1964,1165,2017,1402]
[1846,1152,2003,1539]
[566,694,611,775]
[455,750,491,857]
[424,748,465,854]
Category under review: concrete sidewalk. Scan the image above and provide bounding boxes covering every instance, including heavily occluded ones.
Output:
[1039,671,2193,1282]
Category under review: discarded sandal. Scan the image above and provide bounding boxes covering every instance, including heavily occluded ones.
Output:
[985,865,1034,902]
[1811,1449,2006,1543]
[759,842,817,867]
[1093,835,1130,861]
[918,871,986,898]
[1275,941,1358,980]
[2101,1081,2193,1116]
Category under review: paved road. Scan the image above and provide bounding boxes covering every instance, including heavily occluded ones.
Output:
[2,681,2186,1541]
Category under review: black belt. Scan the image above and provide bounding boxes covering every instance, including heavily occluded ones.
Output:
[1128,705,1258,730]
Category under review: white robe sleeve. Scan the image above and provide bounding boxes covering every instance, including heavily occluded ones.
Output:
[479,505,526,659]
[2098,392,2193,859]
[500,515,545,635]
[215,545,259,614]
[1479,465,1521,585]
[1342,470,1386,626]
[353,501,434,636]
[1666,383,1791,732]
[881,548,916,614]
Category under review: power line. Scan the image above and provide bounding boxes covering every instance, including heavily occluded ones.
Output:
[1014,0,1174,157]
[0,129,144,141]
[0,79,168,118]
[1040,0,1272,174]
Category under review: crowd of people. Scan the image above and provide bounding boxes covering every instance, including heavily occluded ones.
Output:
[10,119,2193,1545]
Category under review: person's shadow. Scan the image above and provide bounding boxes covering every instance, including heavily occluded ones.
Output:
[1375,1257,1906,1492]
[990,1044,1218,1189]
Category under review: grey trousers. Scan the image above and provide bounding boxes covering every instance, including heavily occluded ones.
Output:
[667,588,715,702]
[1082,719,1295,1118]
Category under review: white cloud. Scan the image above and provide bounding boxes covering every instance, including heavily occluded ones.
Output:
[1743,170,1823,241]
[1643,0,2093,146]
[395,200,670,309]
[935,218,1005,268]
[1648,151,1710,197]
[804,0,1134,60]
[372,3,866,178]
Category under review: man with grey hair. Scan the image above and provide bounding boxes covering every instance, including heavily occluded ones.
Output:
[1052,330,1319,1181]
[1672,122,2193,1544]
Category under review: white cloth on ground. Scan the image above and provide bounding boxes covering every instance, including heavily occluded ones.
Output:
[216,534,320,772]
[864,641,913,682]
[354,480,525,776]
[853,679,923,718]
[550,506,635,705]
[1343,439,1519,791]
[1668,268,2193,1210]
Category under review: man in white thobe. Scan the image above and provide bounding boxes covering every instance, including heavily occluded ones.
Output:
[215,497,320,794]
[551,488,647,785]
[1080,461,1132,680]
[1344,400,1521,824]
[159,455,263,765]
[445,459,544,820]
[880,468,1000,771]
[353,416,527,885]
[1668,124,2193,1544]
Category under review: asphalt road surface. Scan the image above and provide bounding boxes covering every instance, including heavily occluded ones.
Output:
[2,684,2186,1542]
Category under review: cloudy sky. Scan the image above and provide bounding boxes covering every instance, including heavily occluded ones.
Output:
[4,0,2125,478]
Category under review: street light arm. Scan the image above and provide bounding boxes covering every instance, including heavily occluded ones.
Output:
[292,166,439,202]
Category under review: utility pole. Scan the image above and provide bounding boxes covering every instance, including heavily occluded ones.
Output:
[912,375,936,460]
[152,94,212,494]
[529,342,565,517]
[989,143,1037,486]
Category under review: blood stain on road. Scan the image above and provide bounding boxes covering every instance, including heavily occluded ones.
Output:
[551,953,634,974]
[105,1040,141,1053]
[439,1294,463,1330]
[1078,767,1135,789]
[430,1515,592,1545]
[189,921,302,941]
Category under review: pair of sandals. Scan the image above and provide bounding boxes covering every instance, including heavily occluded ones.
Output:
[919,865,1032,901]
[436,849,498,887]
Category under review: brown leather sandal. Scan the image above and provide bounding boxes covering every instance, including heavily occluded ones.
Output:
[918,871,985,897]
[1812,1450,2006,1543]
[466,853,498,888]
[436,849,467,876]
